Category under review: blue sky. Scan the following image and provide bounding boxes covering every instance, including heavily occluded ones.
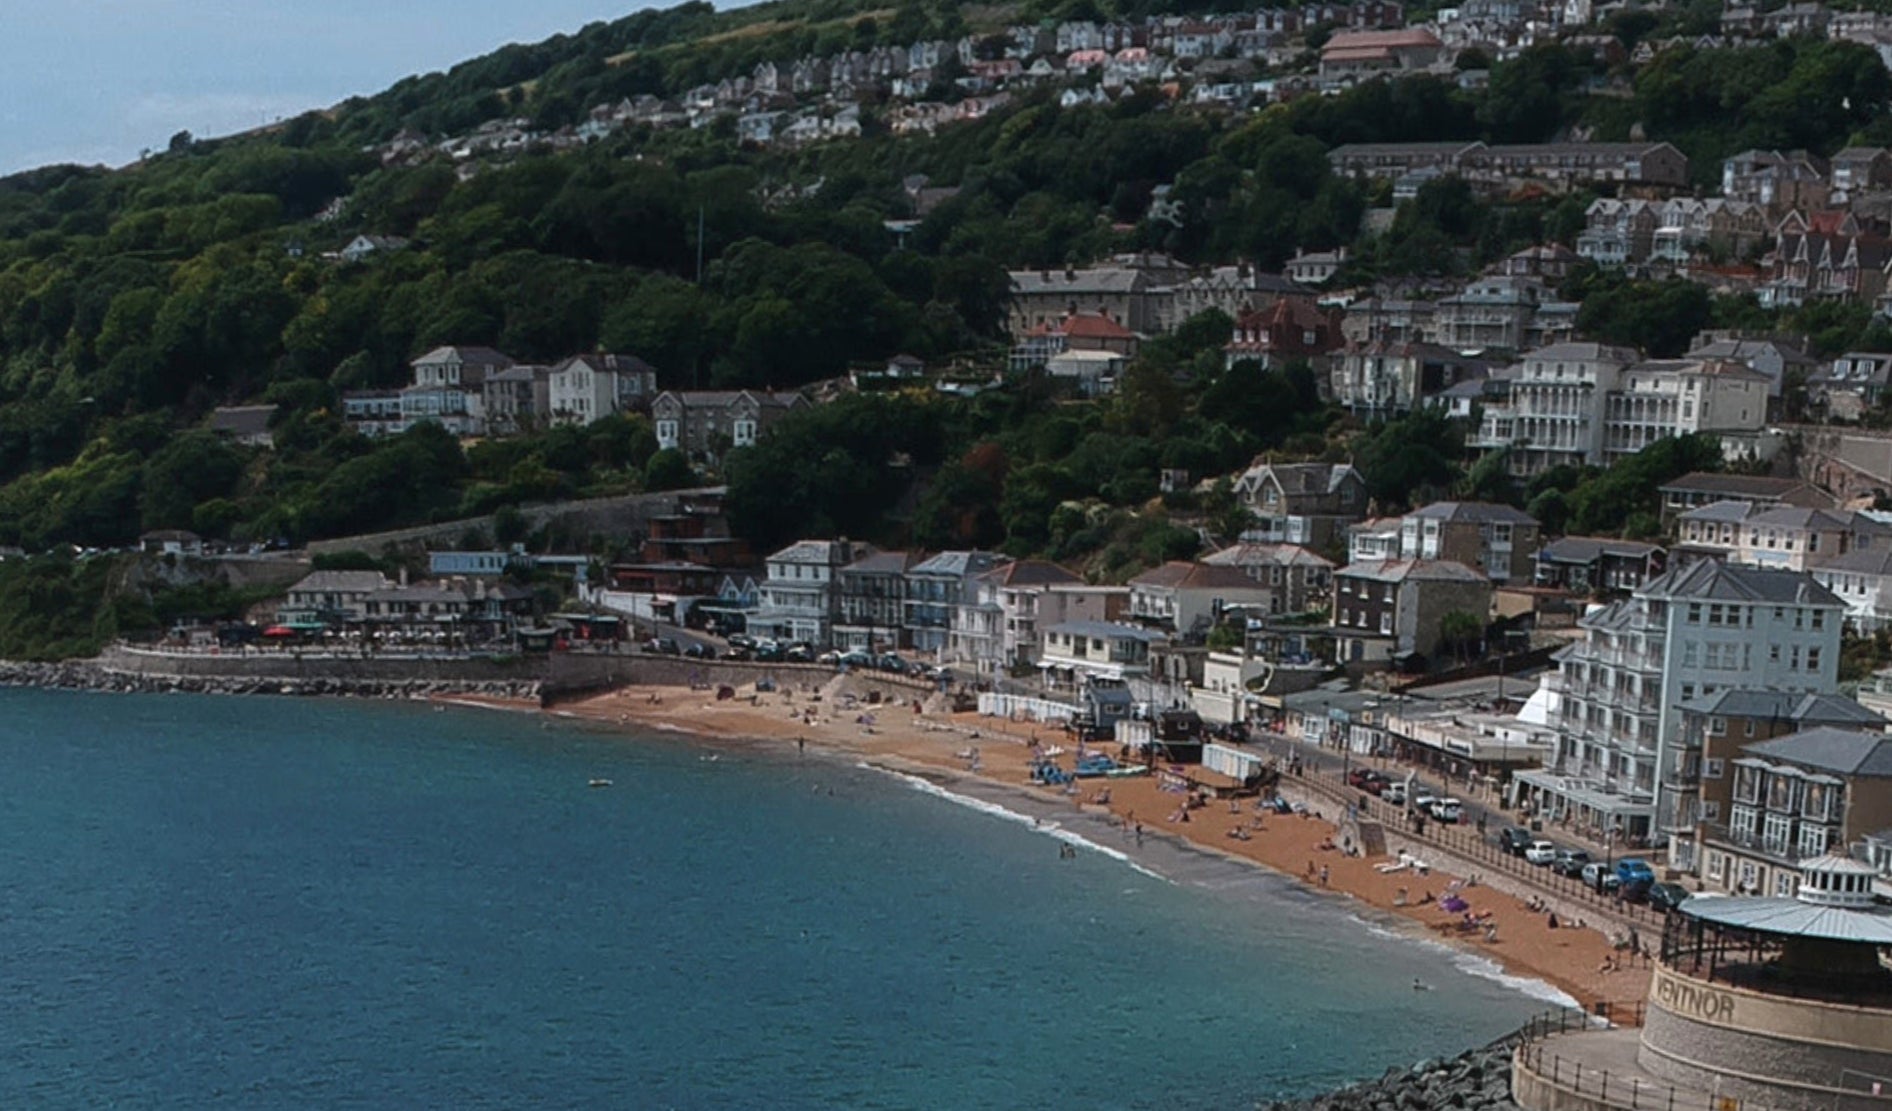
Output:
[0,2,657,175]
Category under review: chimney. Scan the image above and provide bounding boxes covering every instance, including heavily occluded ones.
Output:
[1066,266,1077,280]
[399,566,409,587]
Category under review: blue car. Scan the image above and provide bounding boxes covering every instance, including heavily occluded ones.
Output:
[1616,858,1656,898]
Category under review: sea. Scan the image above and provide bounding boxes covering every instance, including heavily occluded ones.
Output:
[0,690,1561,1109]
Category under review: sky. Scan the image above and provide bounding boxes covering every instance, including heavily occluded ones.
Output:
[0,1,662,175]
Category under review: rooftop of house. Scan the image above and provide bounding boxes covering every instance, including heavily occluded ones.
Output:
[1522,341,1641,364]
[980,559,1085,588]
[1536,536,1664,564]
[1681,689,1885,728]
[1742,727,1892,777]
[1337,558,1489,584]
[909,550,1007,578]
[841,550,923,576]
[1010,267,1145,295]
[1201,542,1337,570]
[1405,500,1539,526]
[1642,559,1842,606]
[767,539,873,566]
[1129,561,1270,591]
[1660,471,1836,505]
[289,571,391,595]
[1056,313,1138,340]
[207,405,278,439]
[552,352,657,377]
[412,345,515,368]
[1242,460,1363,494]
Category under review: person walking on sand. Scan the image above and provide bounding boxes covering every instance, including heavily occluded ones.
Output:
[1319,865,1330,887]
[1135,823,1144,847]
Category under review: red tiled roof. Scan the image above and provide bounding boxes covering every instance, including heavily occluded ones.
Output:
[1058,313,1136,339]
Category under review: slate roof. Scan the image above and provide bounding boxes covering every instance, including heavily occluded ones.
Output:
[1537,536,1663,563]
[1743,727,1892,777]
[1201,542,1336,570]
[841,550,922,576]
[208,405,277,439]
[412,345,515,368]
[1641,560,1842,606]
[1010,268,1145,295]
[289,571,390,594]
[1406,501,1539,525]
[1680,689,1884,728]
[980,560,1084,588]
[1338,558,1489,584]
[768,540,872,565]
[909,551,1006,578]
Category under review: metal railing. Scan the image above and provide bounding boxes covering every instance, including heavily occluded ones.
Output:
[1293,759,1669,934]
[1515,1037,1715,1111]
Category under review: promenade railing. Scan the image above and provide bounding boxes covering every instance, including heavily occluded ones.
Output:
[1513,1036,1719,1111]
[1283,757,1669,937]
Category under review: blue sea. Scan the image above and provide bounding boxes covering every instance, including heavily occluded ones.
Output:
[0,690,1553,1108]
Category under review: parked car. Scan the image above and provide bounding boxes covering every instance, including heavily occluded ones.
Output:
[721,647,752,661]
[1580,862,1621,893]
[1648,882,1691,913]
[875,654,909,674]
[1382,783,1408,806]
[683,642,712,659]
[1412,792,1439,814]
[1347,768,1388,793]
[784,644,814,663]
[836,651,874,669]
[1524,840,1559,865]
[645,636,681,655]
[1550,849,1592,877]
[1615,858,1656,891]
[727,634,757,651]
[1426,797,1463,824]
[1497,826,1534,856]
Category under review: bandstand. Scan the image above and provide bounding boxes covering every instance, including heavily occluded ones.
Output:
[1515,854,1892,1111]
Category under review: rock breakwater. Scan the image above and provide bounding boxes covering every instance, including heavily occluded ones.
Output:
[1261,1042,1523,1111]
[0,659,541,702]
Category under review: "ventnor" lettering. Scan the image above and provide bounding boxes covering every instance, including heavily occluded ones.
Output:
[1658,975,1738,1023]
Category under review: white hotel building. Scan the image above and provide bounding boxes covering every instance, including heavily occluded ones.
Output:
[1518,560,1843,866]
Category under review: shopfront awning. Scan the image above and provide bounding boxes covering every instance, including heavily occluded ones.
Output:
[1513,768,1654,818]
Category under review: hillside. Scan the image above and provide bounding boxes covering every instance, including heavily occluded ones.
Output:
[0,0,1886,575]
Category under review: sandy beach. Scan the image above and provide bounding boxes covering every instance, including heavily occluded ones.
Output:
[464,676,1652,1011]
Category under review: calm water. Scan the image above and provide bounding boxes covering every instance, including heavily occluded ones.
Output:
[0,690,1548,1108]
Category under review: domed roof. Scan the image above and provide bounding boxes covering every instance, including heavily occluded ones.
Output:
[1804,851,1879,878]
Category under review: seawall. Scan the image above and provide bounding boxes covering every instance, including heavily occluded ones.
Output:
[0,645,945,706]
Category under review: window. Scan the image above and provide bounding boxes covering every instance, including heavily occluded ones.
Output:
[1688,603,1702,624]
[1773,871,1797,898]
[733,419,758,446]
[1707,852,1725,881]
[1813,610,1826,631]
[1709,716,1726,735]
[1809,647,1822,671]
[1705,758,1725,779]
[1701,800,1721,821]
[1683,641,1699,667]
